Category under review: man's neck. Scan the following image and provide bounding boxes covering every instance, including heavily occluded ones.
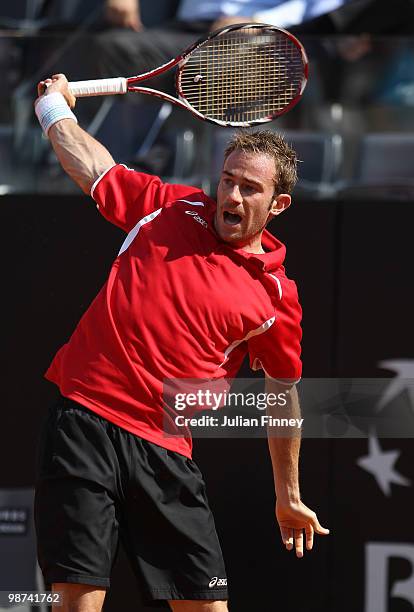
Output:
[242,244,265,254]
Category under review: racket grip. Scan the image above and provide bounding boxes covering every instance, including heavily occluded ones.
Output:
[68,77,128,97]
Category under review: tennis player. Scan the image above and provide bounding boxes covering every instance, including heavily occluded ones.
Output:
[34,74,329,612]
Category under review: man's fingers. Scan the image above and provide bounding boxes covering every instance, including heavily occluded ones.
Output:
[37,78,52,96]
[281,524,305,557]
[277,504,329,556]
[294,529,304,558]
[312,515,330,535]
[37,75,64,97]
[128,15,143,31]
[281,525,316,554]
[38,74,76,109]
[280,526,294,550]
[305,525,314,550]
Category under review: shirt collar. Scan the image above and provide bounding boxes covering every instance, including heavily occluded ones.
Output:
[226,229,286,272]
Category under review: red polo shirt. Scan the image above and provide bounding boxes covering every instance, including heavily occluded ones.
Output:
[45,165,302,457]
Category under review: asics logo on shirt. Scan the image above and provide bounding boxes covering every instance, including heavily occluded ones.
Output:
[185,210,208,229]
[209,577,227,587]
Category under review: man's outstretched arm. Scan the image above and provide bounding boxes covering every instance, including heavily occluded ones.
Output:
[265,377,329,557]
[35,74,115,194]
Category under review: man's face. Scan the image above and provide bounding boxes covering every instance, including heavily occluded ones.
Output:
[215,150,290,253]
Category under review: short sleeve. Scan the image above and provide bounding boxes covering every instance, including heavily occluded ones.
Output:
[91,164,204,232]
[248,278,302,381]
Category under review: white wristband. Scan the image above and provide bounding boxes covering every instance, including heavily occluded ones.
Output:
[35,92,78,136]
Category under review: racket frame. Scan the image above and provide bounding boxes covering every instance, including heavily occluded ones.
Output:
[70,23,309,127]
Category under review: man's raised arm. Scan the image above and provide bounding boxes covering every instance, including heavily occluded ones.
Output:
[265,376,329,557]
[35,74,115,194]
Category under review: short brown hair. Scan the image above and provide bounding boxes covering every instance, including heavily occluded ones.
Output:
[223,130,298,195]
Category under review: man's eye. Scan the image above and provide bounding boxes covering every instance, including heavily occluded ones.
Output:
[223,178,233,187]
[243,185,256,194]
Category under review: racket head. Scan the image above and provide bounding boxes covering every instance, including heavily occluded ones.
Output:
[176,22,308,127]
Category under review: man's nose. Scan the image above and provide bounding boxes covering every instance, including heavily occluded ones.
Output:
[227,184,243,204]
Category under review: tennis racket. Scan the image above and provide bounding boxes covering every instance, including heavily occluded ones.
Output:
[68,23,308,127]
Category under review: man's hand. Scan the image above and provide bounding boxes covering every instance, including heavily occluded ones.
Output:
[105,0,143,31]
[276,499,329,558]
[37,73,76,109]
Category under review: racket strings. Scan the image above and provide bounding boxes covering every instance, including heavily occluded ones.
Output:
[180,30,304,124]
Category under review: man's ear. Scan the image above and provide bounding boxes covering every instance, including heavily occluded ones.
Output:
[269,193,291,217]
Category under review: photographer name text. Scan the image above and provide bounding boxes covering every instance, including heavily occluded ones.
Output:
[175,415,304,428]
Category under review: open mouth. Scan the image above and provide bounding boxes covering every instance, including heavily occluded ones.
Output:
[223,211,242,226]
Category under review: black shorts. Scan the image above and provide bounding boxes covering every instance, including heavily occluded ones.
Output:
[34,395,228,602]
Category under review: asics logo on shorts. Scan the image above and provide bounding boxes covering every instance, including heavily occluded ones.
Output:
[209,577,227,588]
[185,210,208,229]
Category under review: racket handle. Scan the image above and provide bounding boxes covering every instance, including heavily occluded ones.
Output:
[68,77,128,97]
